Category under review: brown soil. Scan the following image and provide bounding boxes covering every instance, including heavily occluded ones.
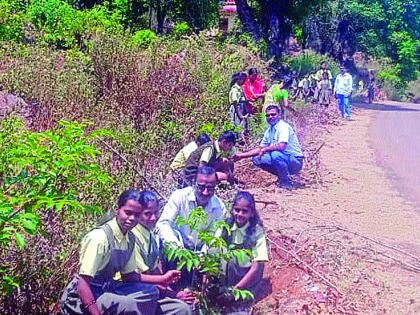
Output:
[244,106,420,314]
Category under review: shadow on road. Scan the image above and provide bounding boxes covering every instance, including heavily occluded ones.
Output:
[354,102,420,112]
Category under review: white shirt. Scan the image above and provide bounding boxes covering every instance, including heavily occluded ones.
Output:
[261,120,303,157]
[334,72,353,95]
[156,187,227,248]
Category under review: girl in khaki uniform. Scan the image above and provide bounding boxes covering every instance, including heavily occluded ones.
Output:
[61,190,181,315]
[318,72,333,107]
[132,191,193,315]
[214,191,268,314]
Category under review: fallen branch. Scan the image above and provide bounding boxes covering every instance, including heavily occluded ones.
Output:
[292,209,420,264]
[333,225,420,264]
[255,200,277,205]
[267,236,342,293]
[98,138,167,201]
[311,142,325,158]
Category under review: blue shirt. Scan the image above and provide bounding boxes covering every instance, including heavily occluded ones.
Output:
[334,72,353,95]
[261,120,303,157]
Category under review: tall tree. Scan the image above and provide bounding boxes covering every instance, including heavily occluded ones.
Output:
[235,0,326,57]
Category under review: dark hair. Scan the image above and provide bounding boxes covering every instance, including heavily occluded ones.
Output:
[238,72,247,82]
[139,190,159,209]
[118,190,142,208]
[218,130,236,144]
[266,105,280,113]
[98,190,142,225]
[321,61,327,66]
[248,68,258,76]
[224,191,263,249]
[230,72,247,88]
[196,133,211,146]
[197,166,216,177]
[232,191,262,227]
[230,72,240,87]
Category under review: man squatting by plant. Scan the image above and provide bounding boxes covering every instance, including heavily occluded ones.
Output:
[233,105,304,190]
[61,190,191,315]
[183,131,236,187]
[156,166,227,287]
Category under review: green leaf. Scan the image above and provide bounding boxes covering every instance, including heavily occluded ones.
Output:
[177,260,187,271]
[14,232,26,250]
[21,218,37,235]
[186,259,193,271]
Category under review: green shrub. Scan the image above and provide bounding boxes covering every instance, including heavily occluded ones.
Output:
[132,29,157,49]
[283,50,339,77]
[172,21,192,38]
[0,119,113,299]
[389,31,420,82]
[27,0,82,47]
[377,66,404,88]
[0,0,26,41]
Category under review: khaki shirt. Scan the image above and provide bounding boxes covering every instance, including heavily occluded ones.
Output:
[132,224,159,273]
[229,83,246,105]
[315,69,332,81]
[200,140,234,162]
[79,218,138,277]
[170,141,198,170]
[216,222,268,268]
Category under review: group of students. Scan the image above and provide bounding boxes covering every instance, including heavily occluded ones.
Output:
[61,64,332,315]
[229,62,354,127]
[61,167,267,315]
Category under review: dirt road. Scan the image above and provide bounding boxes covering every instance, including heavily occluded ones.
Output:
[252,103,420,314]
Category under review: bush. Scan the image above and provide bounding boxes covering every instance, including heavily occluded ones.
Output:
[27,0,83,47]
[0,0,26,41]
[0,119,113,312]
[132,29,157,49]
[283,50,339,77]
[171,21,192,38]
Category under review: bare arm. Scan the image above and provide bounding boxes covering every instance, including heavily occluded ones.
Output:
[233,148,262,161]
[261,142,286,153]
[122,270,181,286]
[234,261,264,289]
[77,275,101,315]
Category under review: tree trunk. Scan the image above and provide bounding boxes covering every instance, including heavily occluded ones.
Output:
[235,0,290,58]
[235,0,263,41]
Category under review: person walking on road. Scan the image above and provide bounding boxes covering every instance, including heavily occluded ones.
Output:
[334,65,353,120]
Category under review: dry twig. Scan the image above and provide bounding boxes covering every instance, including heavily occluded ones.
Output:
[98,138,167,201]
[267,236,342,293]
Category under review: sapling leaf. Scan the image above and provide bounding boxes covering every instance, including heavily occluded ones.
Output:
[177,260,187,271]
[21,218,37,235]
[186,259,193,271]
[233,288,254,301]
[193,258,200,268]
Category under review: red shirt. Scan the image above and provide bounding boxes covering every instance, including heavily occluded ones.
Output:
[242,77,266,101]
